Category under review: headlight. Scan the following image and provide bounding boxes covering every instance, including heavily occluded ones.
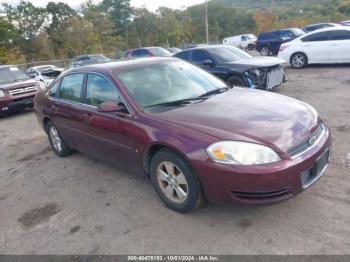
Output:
[207,141,281,165]
[0,89,5,98]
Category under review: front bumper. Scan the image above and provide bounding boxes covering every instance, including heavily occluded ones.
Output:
[192,129,331,206]
[0,95,35,113]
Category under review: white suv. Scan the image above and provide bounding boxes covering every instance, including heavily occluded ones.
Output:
[223,34,257,50]
[278,27,350,68]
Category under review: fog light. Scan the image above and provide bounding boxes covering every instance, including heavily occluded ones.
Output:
[1,107,8,111]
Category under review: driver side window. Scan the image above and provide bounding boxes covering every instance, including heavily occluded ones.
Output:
[85,74,121,107]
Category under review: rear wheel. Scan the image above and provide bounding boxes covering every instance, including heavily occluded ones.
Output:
[260,46,270,56]
[226,75,247,88]
[150,149,204,213]
[47,121,73,157]
[290,52,308,68]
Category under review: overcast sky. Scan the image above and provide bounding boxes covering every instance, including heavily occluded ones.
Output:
[2,0,206,11]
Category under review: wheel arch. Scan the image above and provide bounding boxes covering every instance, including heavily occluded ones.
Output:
[290,51,308,66]
[142,143,194,177]
[43,117,52,134]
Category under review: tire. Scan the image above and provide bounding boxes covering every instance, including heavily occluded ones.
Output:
[247,44,254,51]
[260,46,270,56]
[226,75,247,88]
[290,52,308,69]
[46,121,73,157]
[150,149,204,213]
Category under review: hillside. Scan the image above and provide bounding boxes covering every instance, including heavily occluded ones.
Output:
[210,0,331,10]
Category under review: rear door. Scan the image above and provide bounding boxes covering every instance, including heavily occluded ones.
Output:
[51,73,87,150]
[301,31,332,63]
[329,30,350,63]
[79,73,138,168]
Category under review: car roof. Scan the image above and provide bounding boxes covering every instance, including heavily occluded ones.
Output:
[66,57,180,74]
[179,44,233,52]
[304,25,349,34]
[32,65,55,69]
[304,22,337,27]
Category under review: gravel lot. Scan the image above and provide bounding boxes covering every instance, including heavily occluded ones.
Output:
[0,65,349,255]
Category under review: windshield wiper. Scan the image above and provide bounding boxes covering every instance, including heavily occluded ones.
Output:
[198,87,230,98]
[144,97,205,109]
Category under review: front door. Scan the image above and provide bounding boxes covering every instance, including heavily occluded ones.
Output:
[79,73,138,169]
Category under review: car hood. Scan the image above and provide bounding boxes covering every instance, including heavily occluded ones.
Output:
[225,57,285,67]
[0,79,37,90]
[155,88,319,152]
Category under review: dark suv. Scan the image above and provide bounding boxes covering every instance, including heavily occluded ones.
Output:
[256,28,304,56]
[0,65,42,116]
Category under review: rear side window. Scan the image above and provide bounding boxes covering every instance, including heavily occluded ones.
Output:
[85,74,121,106]
[139,49,151,57]
[302,32,330,42]
[174,50,190,61]
[191,50,211,63]
[59,74,84,102]
[331,30,350,40]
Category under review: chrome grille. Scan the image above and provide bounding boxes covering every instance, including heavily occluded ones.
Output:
[287,124,326,158]
[9,86,37,96]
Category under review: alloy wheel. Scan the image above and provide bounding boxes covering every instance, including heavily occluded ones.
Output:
[49,126,63,153]
[156,161,189,204]
[292,54,306,68]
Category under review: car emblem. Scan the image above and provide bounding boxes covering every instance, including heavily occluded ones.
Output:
[308,136,317,146]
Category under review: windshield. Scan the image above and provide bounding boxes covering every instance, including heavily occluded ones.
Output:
[211,46,252,62]
[149,47,172,56]
[0,67,30,84]
[115,61,226,110]
[246,34,256,39]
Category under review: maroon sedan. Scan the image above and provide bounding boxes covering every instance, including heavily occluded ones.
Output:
[34,58,331,213]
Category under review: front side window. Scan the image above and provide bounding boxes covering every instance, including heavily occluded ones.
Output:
[85,74,121,106]
[59,74,84,102]
[114,61,225,110]
[192,50,211,63]
[139,49,151,57]
[174,50,190,61]
[302,32,330,42]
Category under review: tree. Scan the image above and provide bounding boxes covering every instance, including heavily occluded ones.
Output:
[3,1,46,60]
[98,0,133,35]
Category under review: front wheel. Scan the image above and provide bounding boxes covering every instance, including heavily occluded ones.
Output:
[290,53,308,69]
[226,75,247,88]
[260,46,270,56]
[47,121,73,157]
[150,149,204,213]
[247,44,254,51]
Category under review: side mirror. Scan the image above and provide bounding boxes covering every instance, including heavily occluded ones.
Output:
[97,101,128,114]
[29,74,37,78]
[98,101,121,113]
[202,59,214,67]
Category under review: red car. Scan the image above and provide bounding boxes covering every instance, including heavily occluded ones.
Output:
[123,47,172,58]
[34,58,331,213]
[0,65,44,116]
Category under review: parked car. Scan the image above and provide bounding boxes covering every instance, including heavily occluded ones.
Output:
[223,34,257,50]
[340,20,350,26]
[68,54,111,69]
[256,28,305,56]
[0,65,44,116]
[174,45,286,90]
[278,27,350,68]
[302,23,338,33]
[123,47,172,58]
[34,58,331,213]
[167,47,182,54]
[26,65,64,87]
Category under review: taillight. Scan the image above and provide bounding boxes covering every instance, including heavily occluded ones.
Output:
[279,44,288,52]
